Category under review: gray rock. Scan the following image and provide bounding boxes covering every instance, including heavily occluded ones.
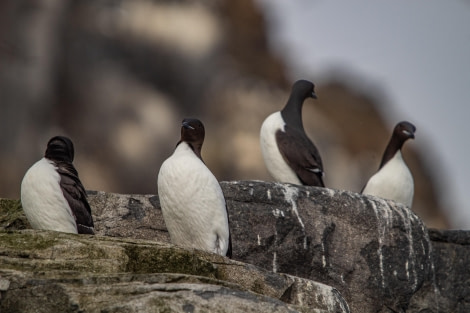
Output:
[0,230,348,313]
[222,181,433,313]
[0,271,306,313]
[1,180,468,312]
[407,229,470,313]
[87,190,169,243]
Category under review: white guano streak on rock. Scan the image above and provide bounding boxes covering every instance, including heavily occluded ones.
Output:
[257,234,261,246]
[368,199,386,289]
[423,224,440,310]
[311,280,350,313]
[430,256,440,311]
[337,289,351,313]
[389,201,418,290]
[272,209,285,218]
[321,241,327,268]
[273,251,277,273]
[405,261,410,280]
[281,185,309,250]
[281,185,305,230]
[267,189,271,200]
[323,188,336,198]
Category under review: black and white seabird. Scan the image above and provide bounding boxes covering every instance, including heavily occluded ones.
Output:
[20,136,95,234]
[157,118,232,257]
[260,79,325,186]
[362,121,416,207]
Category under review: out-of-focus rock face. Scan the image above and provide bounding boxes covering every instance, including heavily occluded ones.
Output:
[0,0,449,228]
[1,181,468,312]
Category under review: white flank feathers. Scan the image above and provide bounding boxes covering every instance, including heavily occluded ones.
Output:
[20,158,78,233]
[260,112,302,185]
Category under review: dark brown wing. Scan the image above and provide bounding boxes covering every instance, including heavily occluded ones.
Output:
[275,126,325,187]
[56,162,95,234]
[226,232,233,258]
[225,203,232,258]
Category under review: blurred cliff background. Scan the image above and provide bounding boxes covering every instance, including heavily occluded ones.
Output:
[1,0,469,229]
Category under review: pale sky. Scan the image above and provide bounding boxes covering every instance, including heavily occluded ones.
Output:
[257,0,470,228]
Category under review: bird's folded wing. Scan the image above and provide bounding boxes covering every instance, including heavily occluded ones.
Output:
[225,203,233,258]
[57,163,95,234]
[276,126,325,187]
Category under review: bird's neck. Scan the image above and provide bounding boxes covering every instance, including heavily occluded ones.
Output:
[379,135,404,169]
[281,95,305,132]
[177,141,204,161]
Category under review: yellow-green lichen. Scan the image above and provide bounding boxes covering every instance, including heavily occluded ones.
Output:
[0,198,29,230]
[124,245,218,278]
[0,230,58,251]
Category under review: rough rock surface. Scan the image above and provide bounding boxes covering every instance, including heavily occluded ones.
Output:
[0,181,468,312]
[408,229,470,313]
[0,230,348,313]
[223,181,432,313]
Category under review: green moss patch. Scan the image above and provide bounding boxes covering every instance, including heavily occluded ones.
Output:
[0,198,29,230]
[124,245,218,278]
[0,230,58,251]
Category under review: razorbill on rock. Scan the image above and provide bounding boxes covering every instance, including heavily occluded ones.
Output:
[21,136,94,234]
[158,118,232,257]
[260,79,325,186]
[362,121,416,207]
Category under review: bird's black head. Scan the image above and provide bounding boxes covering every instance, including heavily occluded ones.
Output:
[179,118,205,159]
[181,118,205,143]
[45,136,75,163]
[292,79,318,100]
[394,121,416,142]
[378,121,416,169]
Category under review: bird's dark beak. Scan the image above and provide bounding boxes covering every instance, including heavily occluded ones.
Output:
[182,121,195,130]
[311,92,318,99]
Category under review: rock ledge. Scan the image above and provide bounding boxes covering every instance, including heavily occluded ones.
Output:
[1,180,469,313]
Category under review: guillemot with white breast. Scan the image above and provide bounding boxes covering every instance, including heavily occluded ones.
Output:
[158,118,232,257]
[260,79,325,186]
[21,136,94,234]
[362,121,416,207]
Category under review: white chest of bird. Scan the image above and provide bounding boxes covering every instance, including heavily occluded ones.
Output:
[158,142,230,255]
[362,151,414,207]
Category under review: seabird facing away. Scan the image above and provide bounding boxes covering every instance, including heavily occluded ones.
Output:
[260,79,325,186]
[21,136,94,234]
[158,118,232,258]
[362,121,416,207]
